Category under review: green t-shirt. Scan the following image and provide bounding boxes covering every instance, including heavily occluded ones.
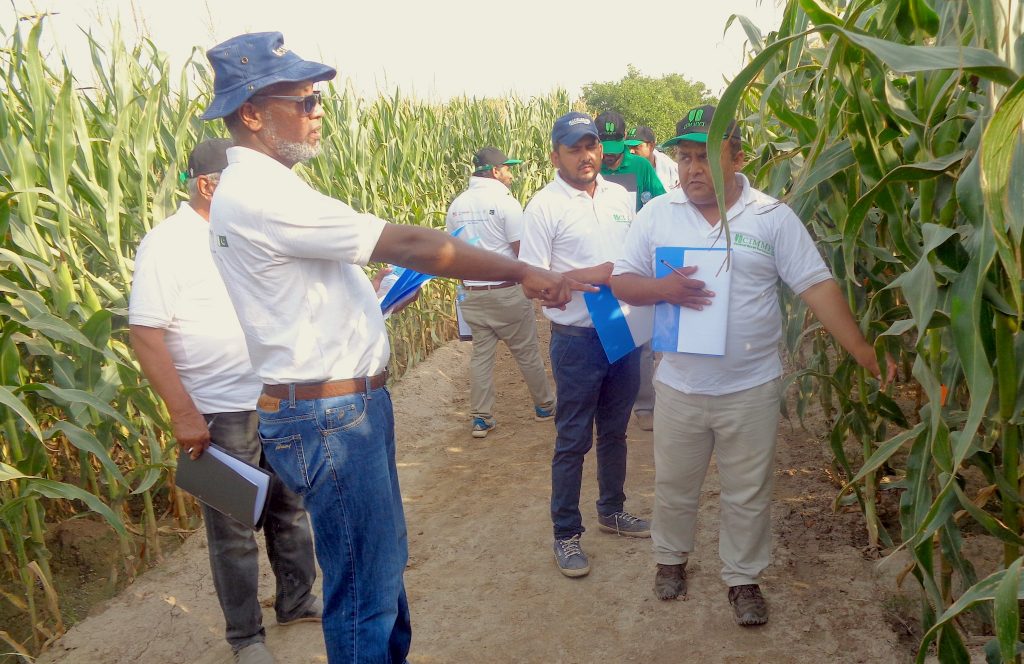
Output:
[600,152,666,211]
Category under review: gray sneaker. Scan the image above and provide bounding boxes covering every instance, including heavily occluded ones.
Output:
[235,642,275,664]
[597,511,651,538]
[553,534,590,577]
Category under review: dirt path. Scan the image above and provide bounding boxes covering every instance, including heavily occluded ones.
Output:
[39,328,905,663]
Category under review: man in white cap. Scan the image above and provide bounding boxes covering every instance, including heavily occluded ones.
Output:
[200,32,583,664]
[130,139,319,664]
[445,146,556,438]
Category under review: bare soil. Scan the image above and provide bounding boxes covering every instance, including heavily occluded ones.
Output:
[38,327,917,664]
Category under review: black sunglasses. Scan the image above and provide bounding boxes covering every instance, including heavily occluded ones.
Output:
[252,90,322,115]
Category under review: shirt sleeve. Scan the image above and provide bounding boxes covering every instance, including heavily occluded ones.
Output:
[128,234,179,329]
[772,204,833,295]
[261,186,387,266]
[519,195,555,270]
[502,195,525,244]
[614,203,656,278]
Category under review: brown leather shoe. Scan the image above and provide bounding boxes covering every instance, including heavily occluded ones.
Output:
[728,584,768,626]
[653,563,686,600]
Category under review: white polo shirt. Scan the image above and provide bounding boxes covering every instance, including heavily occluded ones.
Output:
[129,202,263,413]
[519,173,635,327]
[614,175,832,396]
[445,176,523,287]
[653,149,679,190]
[209,147,389,384]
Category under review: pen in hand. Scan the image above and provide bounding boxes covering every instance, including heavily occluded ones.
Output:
[660,259,715,297]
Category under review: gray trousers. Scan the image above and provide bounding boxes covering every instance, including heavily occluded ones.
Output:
[460,286,554,418]
[634,342,655,414]
[202,411,317,651]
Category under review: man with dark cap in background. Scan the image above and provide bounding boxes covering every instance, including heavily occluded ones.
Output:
[627,125,679,190]
[597,111,666,432]
[129,139,319,664]
[200,32,582,663]
[445,147,556,439]
[596,110,666,212]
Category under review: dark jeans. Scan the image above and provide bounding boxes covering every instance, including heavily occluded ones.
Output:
[549,328,641,540]
[202,411,317,652]
[257,386,411,664]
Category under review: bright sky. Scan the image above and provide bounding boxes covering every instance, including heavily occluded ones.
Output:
[3,0,784,100]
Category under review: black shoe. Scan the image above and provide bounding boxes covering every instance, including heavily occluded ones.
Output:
[728,584,768,626]
[653,563,687,600]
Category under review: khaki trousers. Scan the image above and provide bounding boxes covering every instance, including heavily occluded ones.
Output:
[651,377,781,586]
[460,286,554,418]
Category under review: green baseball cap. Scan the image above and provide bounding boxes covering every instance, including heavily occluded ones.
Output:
[595,110,627,154]
[626,126,656,147]
[661,105,740,147]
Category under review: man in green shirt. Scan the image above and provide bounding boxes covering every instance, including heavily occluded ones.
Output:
[596,110,666,212]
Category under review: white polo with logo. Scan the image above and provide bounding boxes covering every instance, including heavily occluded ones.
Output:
[129,202,263,413]
[519,173,635,327]
[209,146,388,384]
[653,149,679,190]
[445,176,523,287]
[613,174,832,395]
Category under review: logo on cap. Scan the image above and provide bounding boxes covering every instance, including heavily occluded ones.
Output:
[685,108,705,129]
[272,45,290,57]
[604,122,616,133]
[568,117,591,126]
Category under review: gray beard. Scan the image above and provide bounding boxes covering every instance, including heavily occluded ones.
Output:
[276,140,320,164]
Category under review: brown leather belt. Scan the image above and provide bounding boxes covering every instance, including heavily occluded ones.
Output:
[463,281,517,291]
[262,371,388,400]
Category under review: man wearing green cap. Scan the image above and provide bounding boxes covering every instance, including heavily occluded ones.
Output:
[610,104,895,626]
[445,147,556,438]
[596,110,666,212]
[627,125,679,191]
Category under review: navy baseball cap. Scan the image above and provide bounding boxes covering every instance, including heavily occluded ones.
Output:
[662,105,740,147]
[201,32,336,120]
[551,112,599,147]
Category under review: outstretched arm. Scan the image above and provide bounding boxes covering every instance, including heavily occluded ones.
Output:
[370,224,594,308]
[799,280,896,387]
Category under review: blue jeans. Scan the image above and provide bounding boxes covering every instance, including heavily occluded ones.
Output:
[257,386,411,664]
[202,411,317,652]
[549,328,641,539]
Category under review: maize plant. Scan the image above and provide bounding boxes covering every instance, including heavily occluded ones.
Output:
[0,16,570,658]
[711,1,1024,661]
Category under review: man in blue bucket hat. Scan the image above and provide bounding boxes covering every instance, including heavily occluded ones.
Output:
[201,32,589,663]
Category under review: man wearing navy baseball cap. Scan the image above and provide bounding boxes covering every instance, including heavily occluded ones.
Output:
[201,32,588,663]
[519,112,651,579]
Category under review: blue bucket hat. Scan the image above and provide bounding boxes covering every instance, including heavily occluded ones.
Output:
[551,112,599,148]
[201,32,336,120]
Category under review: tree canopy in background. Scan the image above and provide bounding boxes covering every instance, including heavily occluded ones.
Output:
[581,65,716,147]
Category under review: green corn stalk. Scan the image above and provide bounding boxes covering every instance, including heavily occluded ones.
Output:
[717,0,1024,660]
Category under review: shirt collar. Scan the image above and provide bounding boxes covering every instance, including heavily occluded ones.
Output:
[226,145,298,178]
[178,201,206,223]
[467,176,511,193]
[670,173,754,217]
[552,171,613,199]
